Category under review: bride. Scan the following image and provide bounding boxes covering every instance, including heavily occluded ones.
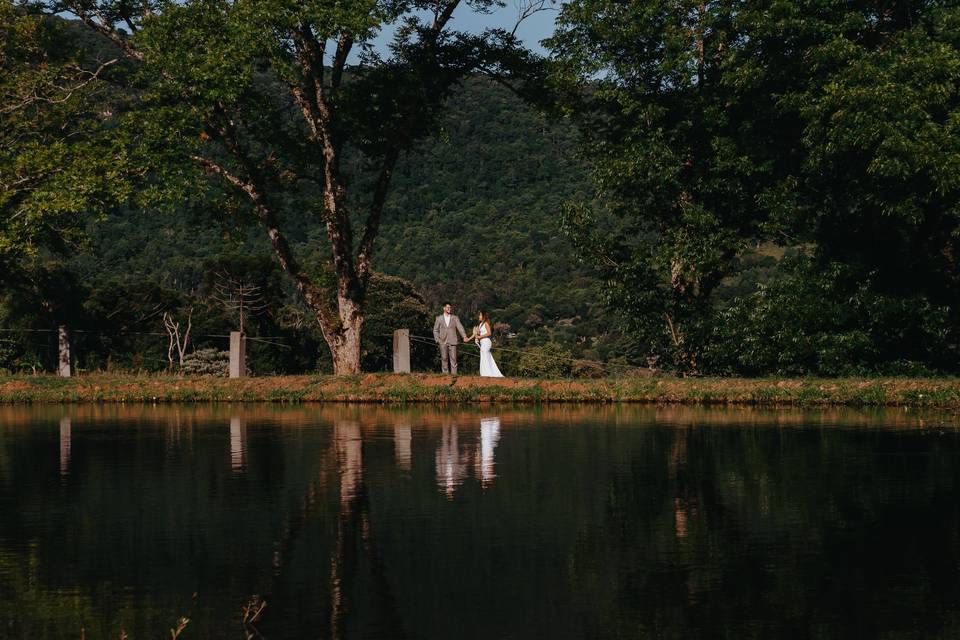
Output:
[464,311,504,377]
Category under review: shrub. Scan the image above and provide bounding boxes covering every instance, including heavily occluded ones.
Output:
[513,342,574,378]
[703,257,956,376]
[180,348,230,376]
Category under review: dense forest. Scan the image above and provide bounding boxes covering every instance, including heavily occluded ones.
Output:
[3,0,959,377]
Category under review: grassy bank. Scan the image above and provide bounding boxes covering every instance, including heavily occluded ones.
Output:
[1,373,960,407]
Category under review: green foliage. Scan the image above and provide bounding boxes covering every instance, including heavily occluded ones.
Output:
[374,77,595,341]
[8,0,535,374]
[19,74,605,374]
[549,0,774,373]
[360,273,432,372]
[550,0,960,375]
[705,257,954,376]
[0,3,131,272]
[8,1,960,377]
[511,341,574,378]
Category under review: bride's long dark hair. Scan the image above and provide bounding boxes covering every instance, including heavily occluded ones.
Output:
[478,311,488,324]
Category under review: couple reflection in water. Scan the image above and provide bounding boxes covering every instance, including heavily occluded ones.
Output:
[435,417,501,498]
[333,414,502,502]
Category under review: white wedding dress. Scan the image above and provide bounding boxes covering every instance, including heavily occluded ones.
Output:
[476,325,504,377]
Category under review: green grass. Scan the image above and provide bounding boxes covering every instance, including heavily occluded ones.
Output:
[3,373,960,407]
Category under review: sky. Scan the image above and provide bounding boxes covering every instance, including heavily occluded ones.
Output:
[451,1,561,54]
[365,2,562,59]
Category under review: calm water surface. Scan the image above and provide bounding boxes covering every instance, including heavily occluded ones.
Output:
[0,404,959,639]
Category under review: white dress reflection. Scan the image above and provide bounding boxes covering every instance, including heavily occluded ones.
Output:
[478,417,501,488]
[435,425,468,499]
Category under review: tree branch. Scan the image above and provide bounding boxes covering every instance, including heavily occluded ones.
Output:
[356,146,401,283]
[511,0,556,38]
[189,149,333,328]
[65,2,144,61]
[432,1,460,33]
[288,28,358,299]
[291,23,326,131]
[330,32,353,90]
[1,59,119,115]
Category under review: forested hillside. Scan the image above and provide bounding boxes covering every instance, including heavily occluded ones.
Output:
[3,75,613,373]
[78,78,593,310]
[374,79,598,341]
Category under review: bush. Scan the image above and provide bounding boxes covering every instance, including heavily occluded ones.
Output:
[703,257,956,376]
[512,342,574,378]
[181,348,230,376]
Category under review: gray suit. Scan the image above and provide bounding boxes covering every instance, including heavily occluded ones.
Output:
[433,314,467,374]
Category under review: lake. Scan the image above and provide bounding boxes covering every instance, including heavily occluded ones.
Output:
[0,404,958,639]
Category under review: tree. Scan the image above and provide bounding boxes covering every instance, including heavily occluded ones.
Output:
[211,272,266,336]
[704,256,953,376]
[359,272,432,371]
[1,1,130,281]
[20,0,532,374]
[548,0,960,374]
[781,2,960,311]
[548,0,775,373]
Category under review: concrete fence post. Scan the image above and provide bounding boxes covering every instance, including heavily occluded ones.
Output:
[393,329,410,373]
[57,325,72,377]
[229,331,246,378]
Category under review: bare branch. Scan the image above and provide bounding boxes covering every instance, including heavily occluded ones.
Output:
[512,0,557,37]
[163,309,192,369]
[212,272,269,334]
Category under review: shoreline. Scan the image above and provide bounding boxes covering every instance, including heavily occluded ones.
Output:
[1,373,960,407]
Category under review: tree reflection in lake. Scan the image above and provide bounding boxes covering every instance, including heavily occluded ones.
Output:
[0,404,959,638]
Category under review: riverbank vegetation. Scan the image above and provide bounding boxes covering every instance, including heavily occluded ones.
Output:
[3,373,960,408]
[2,1,959,379]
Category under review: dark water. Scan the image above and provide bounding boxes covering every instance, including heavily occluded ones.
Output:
[1,404,959,639]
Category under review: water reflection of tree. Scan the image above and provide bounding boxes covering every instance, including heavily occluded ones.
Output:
[2,406,960,638]
[563,422,960,638]
[261,419,407,639]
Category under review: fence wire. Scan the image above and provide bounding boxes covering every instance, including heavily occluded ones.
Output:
[0,327,647,375]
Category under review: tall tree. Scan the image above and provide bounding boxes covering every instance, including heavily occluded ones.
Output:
[548,0,775,372]
[548,0,960,373]
[23,0,531,373]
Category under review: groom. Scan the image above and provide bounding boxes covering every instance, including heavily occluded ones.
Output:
[433,303,467,375]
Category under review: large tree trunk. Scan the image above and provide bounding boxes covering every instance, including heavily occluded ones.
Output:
[318,294,364,375]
